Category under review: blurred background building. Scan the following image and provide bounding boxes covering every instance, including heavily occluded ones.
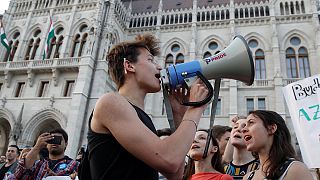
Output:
[0,0,319,158]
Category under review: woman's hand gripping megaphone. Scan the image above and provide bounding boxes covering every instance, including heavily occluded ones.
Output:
[167,77,211,108]
[166,78,210,127]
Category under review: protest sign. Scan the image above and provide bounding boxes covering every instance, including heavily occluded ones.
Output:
[283,74,320,168]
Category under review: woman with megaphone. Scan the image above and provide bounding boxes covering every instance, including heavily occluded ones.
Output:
[87,33,209,180]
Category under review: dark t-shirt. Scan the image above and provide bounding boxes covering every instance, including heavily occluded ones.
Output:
[0,164,12,180]
[87,103,159,180]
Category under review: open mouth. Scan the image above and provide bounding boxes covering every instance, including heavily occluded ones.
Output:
[233,134,242,139]
[191,144,200,149]
[155,73,160,79]
[155,73,161,83]
[244,135,252,141]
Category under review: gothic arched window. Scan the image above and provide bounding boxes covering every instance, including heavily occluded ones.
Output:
[203,51,211,58]
[286,37,310,78]
[298,47,310,78]
[255,49,266,79]
[48,27,64,59]
[165,43,185,68]
[176,53,184,64]
[71,24,88,57]
[286,48,298,78]
[4,31,20,61]
[202,41,220,60]
[24,29,41,60]
[165,54,173,67]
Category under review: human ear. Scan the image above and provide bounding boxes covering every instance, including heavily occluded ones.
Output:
[123,58,135,73]
[267,124,277,135]
[210,146,218,153]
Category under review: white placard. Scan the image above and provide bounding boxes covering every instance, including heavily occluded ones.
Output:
[282,74,320,168]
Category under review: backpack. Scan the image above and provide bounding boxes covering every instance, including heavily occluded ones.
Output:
[78,111,94,180]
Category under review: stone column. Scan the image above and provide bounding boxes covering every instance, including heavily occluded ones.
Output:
[61,5,77,58]
[65,56,94,157]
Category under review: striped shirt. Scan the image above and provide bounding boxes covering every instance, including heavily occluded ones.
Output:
[224,159,259,180]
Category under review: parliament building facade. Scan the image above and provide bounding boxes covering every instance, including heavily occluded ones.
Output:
[0,0,319,158]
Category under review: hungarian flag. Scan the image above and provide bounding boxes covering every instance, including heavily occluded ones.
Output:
[0,20,10,53]
[43,15,54,60]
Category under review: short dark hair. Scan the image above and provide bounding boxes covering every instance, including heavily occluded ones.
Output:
[211,125,232,140]
[107,33,160,89]
[156,128,172,137]
[8,145,20,155]
[49,128,68,143]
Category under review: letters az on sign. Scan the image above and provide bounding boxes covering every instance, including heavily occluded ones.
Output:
[283,74,320,168]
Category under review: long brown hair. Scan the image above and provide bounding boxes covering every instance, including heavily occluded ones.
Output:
[184,129,224,180]
[249,110,297,179]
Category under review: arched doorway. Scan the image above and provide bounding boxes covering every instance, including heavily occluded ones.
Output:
[0,118,11,155]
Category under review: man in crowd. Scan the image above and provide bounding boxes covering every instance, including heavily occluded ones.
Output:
[0,145,20,179]
[14,128,79,179]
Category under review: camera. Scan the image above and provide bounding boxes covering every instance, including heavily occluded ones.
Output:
[47,135,62,145]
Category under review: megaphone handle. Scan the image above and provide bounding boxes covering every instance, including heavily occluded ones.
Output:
[182,71,214,107]
[162,83,176,132]
[209,78,221,127]
[203,80,221,158]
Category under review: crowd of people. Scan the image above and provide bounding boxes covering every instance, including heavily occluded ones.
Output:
[0,33,316,180]
[0,128,80,180]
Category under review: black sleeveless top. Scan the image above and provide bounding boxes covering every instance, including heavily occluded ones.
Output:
[87,103,159,180]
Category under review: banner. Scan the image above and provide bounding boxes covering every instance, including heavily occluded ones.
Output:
[283,74,320,168]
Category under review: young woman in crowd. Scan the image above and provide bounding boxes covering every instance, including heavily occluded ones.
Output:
[88,33,209,179]
[184,129,233,180]
[224,116,259,180]
[242,110,313,180]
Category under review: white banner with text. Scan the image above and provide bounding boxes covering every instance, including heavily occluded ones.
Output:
[283,74,320,168]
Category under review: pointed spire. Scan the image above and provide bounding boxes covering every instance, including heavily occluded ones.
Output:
[193,0,197,9]
[17,103,24,123]
[128,0,132,12]
[158,0,163,12]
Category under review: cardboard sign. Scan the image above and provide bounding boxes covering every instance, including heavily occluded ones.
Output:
[283,74,320,168]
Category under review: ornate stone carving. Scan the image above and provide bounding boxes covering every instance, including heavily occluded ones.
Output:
[1,96,7,108]
[52,68,60,86]
[50,95,55,107]
[27,69,34,87]
[4,71,12,88]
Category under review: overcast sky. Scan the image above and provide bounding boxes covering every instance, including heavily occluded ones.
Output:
[0,0,10,14]
[1,0,320,15]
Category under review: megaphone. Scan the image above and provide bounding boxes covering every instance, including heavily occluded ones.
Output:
[160,35,255,107]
